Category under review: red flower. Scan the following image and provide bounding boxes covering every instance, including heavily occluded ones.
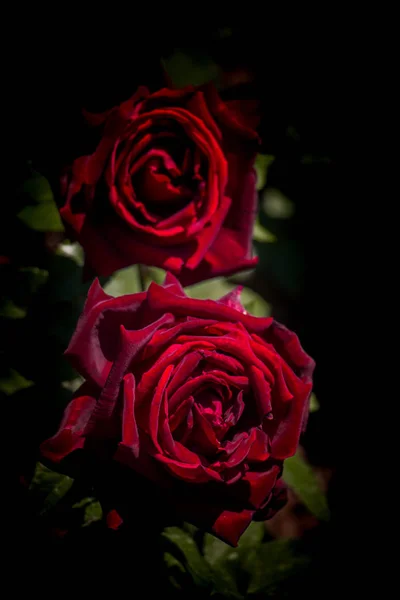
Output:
[41,274,314,545]
[60,86,259,284]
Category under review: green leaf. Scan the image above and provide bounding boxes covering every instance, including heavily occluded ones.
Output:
[237,521,265,554]
[164,551,186,573]
[0,368,34,395]
[236,522,266,577]
[56,241,84,266]
[203,533,231,565]
[164,552,187,591]
[183,522,199,537]
[162,51,220,88]
[309,392,320,413]
[19,267,49,294]
[162,526,213,588]
[17,203,64,232]
[187,277,234,301]
[142,266,166,287]
[253,218,277,243]
[0,299,27,319]
[104,265,142,297]
[61,376,84,393]
[83,500,103,527]
[211,552,243,599]
[240,287,271,318]
[283,452,330,521]
[203,534,242,599]
[72,496,102,526]
[262,188,295,219]
[17,172,64,232]
[29,462,74,515]
[255,154,275,191]
[247,539,311,596]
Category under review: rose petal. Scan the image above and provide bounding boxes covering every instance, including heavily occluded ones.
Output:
[154,453,221,483]
[249,365,273,419]
[218,286,246,313]
[247,428,270,462]
[65,279,146,387]
[224,164,258,258]
[158,386,200,464]
[84,278,112,314]
[266,378,312,459]
[119,373,139,458]
[186,91,222,141]
[212,509,254,547]
[185,195,232,270]
[189,403,221,455]
[166,351,203,398]
[175,403,195,446]
[106,509,124,530]
[169,395,194,432]
[220,431,248,457]
[224,390,245,428]
[40,393,96,462]
[203,83,259,141]
[146,282,272,333]
[200,350,245,375]
[255,326,315,384]
[168,373,230,413]
[254,478,288,521]
[242,465,280,509]
[136,341,215,405]
[142,318,217,361]
[177,331,271,383]
[220,432,253,469]
[85,314,174,432]
[148,364,174,453]
[163,272,185,295]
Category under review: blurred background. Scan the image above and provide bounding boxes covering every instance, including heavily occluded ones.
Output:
[4,15,351,598]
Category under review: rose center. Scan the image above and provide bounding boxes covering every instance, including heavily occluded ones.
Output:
[195,388,224,428]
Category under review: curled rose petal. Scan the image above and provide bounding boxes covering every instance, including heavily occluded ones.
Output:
[40,392,97,462]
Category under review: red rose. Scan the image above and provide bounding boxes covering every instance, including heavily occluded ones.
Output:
[41,274,314,545]
[60,86,259,285]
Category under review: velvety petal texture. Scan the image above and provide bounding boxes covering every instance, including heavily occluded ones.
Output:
[60,85,259,285]
[41,274,315,546]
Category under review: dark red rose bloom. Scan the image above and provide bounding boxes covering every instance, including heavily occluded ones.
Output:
[41,274,314,545]
[60,86,259,285]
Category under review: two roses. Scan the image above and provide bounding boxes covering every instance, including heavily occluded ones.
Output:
[41,275,314,545]
[61,85,259,285]
[41,82,315,545]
